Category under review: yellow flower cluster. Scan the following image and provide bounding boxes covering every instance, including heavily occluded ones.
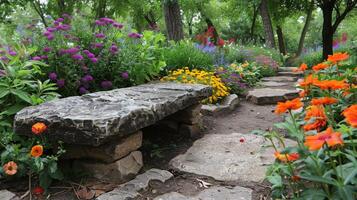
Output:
[161,67,230,104]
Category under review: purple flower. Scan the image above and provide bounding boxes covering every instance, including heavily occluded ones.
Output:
[87,53,95,58]
[0,69,6,77]
[54,21,60,26]
[32,56,41,61]
[0,56,9,62]
[100,18,115,24]
[41,55,48,59]
[56,79,65,88]
[93,43,104,48]
[110,45,118,54]
[79,87,89,94]
[56,18,64,22]
[128,32,142,38]
[66,47,80,54]
[113,22,123,29]
[95,20,105,26]
[43,47,52,52]
[83,50,90,55]
[46,27,57,32]
[90,57,98,63]
[8,50,17,56]
[47,34,54,40]
[48,72,57,81]
[81,74,94,83]
[101,80,113,90]
[95,33,106,39]
[43,31,52,36]
[121,71,129,79]
[72,54,83,60]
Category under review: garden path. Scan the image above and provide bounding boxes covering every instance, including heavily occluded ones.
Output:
[133,71,300,200]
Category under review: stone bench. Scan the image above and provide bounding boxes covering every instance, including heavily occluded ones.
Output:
[14,83,212,182]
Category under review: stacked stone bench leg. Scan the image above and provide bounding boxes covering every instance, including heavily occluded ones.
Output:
[14,83,212,183]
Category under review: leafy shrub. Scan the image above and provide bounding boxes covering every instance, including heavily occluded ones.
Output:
[30,15,166,97]
[163,41,214,72]
[161,67,229,104]
[227,45,282,66]
[262,53,357,199]
[228,62,262,87]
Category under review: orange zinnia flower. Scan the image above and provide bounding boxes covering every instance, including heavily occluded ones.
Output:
[31,145,44,157]
[304,105,327,131]
[275,98,303,114]
[32,122,47,135]
[342,105,357,128]
[312,63,329,71]
[304,127,343,150]
[299,74,318,88]
[311,97,338,105]
[294,63,308,72]
[274,151,300,162]
[3,161,18,175]
[313,79,349,90]
[327,52,349,63]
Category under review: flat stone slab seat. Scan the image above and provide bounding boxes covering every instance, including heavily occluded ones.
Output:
[14,82,212,146]
[14,82,212,183]
[261,76,298,82]
[246,88,299,105]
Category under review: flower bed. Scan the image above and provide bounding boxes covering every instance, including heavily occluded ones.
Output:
[262,52,356,199]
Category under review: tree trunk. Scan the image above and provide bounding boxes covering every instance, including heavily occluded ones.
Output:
[296,1,314,56]
[163,0,184,41]
[259,0,275,48]
[31,0,48,27]
[276,25,286,55]
[250,4,258,42]
[95,0,107,19]
[321,2,334,59]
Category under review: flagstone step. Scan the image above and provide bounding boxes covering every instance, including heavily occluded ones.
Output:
[260,81,290,87]
[261,76,298,82]
[278,71,303,77]
[278,67,297,72]
[246,88,299,105]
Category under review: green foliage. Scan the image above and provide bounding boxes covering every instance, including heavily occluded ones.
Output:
[163,40,214,72]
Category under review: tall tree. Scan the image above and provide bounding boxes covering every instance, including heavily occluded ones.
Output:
[259,0,276,48]
[296,0,315,56]
[163,0,184,41]
[316,0,357,59]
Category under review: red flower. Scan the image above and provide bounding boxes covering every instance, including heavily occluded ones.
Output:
[32,186,44,196]
[342,105,357,128]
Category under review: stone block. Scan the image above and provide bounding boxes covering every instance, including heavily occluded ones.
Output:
[261,76,298,82]
[0,190,18,200]
[74,151,143,183]
[64,131,142,163]
[178,124,201,138]
[246,88,299,105]
[170,104,202,125]
[201,94,239,116]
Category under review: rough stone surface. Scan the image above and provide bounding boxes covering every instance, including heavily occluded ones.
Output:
[260,81,289,87]
[178,124,201,138]
[0,190,18,200]
[261,76,298,82]
[246,88,299,105]
[170,104,202,125]
[74,151,143,183]
[170,132,288,183]
[278,71,303,77]
[201,94,240,116]
[64,131,142,163]
[154,186,252,200]
[278,67,297,72]
[14,83,212,146]
[97,168,173,200]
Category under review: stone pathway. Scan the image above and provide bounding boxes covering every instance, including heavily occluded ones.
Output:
[94,70,300,200]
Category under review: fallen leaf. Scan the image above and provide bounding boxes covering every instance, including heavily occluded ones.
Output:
[76,187,95,200]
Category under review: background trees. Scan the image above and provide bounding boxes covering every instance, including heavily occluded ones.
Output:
[0,0,356,60]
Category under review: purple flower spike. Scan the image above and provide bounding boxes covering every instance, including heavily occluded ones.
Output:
[128,32,142,39]
[113,22,123,29]
[83,50,90,55]
[8,50,17,56]
[79,87,89,94]
[87,53,95,58]
[95,20,105,26]
[43,47,52,52]
[72,54,83,60]
[32,56,41,61]
[0,69,6,77]
[121,71,129,79]
[90,57,98,63]
[56,79,65,88]
[56,18,64,22]
[48,72,57,81]
[47,34,54,40]
[101,80,113,90]
[81,74,94,83]
[46,27,57,32]
[110,45,118,54]
[66,47,80,54]
[43,31,51,36]
[95,33,106,39]
[54,21,60,26]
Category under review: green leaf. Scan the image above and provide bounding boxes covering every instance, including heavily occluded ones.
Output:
[0,89,9,99]
[300,173,338,186]
[39,171,52,190]
[301,189,328,200]
[11,90,32,104]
